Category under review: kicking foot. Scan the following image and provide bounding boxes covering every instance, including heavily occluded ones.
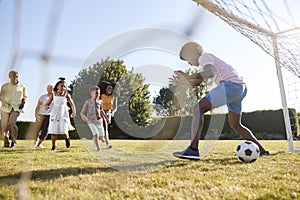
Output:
[260,151,270,156]
[173,146,200,160]
[107,144,113,149]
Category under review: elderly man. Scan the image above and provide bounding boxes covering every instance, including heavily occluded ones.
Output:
[0,70,27,148]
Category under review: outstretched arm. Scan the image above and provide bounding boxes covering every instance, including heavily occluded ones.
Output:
[169,64,214,87]
[80,103,88,122]
[66,94,76,118]
[111,97,117,117]
[169,71,204,86]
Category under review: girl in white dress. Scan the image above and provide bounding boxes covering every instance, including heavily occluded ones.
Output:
[45,78,76,151]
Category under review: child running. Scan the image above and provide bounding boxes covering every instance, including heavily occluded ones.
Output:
[45,77,76,151]
[100,84,117,149]
[34,84,53,148]
[80,86,109,151]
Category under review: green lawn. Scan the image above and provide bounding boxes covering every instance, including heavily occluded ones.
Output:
[0,140,299,199]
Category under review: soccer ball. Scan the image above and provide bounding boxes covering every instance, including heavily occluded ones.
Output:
[236,141,260,162]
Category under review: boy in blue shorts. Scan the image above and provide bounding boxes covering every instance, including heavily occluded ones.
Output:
[80,86,109,151]
[170,42,269,160]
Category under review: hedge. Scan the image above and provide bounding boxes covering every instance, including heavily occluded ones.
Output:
[0,109,298,140]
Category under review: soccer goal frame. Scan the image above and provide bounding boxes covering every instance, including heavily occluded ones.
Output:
[193,0,300,152]
[273,35,300,152]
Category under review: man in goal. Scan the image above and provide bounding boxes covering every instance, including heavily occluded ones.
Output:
[170,42,270,160]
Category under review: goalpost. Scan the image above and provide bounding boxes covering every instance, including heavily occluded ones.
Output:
[193,0,300,152]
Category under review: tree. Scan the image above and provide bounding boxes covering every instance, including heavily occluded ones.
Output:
[153,69,210,116]
[129,84,152,126]
[99,60,127,83]
[70,58,153,127]
[114,70,153,127]
[70,58,123,122]
[153,87,177,116]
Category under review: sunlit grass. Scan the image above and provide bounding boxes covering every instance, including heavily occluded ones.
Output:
[0,140,299,199]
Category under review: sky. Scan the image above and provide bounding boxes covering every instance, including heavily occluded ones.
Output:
[0,0,297,121]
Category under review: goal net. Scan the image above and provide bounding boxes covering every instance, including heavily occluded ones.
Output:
[193,0,300,152]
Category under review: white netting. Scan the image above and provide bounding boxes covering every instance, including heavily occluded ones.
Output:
[193,0,300,151]
[193,0,300,75]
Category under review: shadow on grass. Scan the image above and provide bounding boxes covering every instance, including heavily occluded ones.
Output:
[203,157,243,165]
[0,159,180,185]
[110,159,177,172]
[168,157,248,167]
[162,151,285,169]
[0,166,117,185]
[202,152,282,165]
[0,147,32,154]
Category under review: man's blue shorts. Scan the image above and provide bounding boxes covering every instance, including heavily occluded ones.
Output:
[204,81,247,115]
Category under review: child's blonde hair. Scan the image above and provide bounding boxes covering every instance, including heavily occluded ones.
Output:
[179,42,203,61]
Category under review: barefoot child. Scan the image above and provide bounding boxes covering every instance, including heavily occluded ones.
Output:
[80,86,109,151]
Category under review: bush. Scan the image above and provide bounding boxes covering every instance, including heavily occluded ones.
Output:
[1,109,298,140]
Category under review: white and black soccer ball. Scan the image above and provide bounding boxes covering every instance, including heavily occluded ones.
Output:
[236,141,260,163]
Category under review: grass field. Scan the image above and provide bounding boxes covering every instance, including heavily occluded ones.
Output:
[0,139,300,200]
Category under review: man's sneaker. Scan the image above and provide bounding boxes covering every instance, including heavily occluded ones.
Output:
[173,146,200,160]
[260,151,270,156]
[11,142,17,148]
[51,146,57,151]
[65,138,70,148]
[107,144,113,149]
